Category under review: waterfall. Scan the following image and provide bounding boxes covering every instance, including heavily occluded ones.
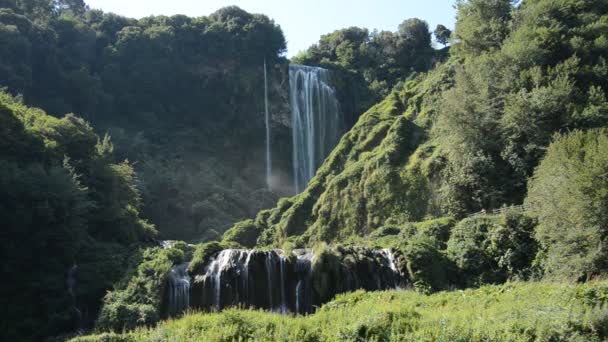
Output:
[265,251,274,309]
[66,263,83,332]
[289,65,342,193]
[279,255,287,314]
[167,263,191,316]
[264,58,272,190]
[187,247,401,316]
[383,249,399,273]
[294,249,313,314]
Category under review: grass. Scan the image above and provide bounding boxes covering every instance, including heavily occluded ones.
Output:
[72,281,608,341]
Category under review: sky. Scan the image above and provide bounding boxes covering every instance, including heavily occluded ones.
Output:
[85,0,457,57]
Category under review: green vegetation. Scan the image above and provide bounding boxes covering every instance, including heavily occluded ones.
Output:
[292,17,444,121]
[72,281,608,341]
[227,0,608,265]
[95,243,190,332]
[0,92,155,341]
[2,0,608,340]
[0,1,288,241]
[527,129,608,281]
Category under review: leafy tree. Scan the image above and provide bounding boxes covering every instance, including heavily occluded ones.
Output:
[434,24,451,46]
[527,129,608,280]
[0,92,155,341]
[453,0,513,56]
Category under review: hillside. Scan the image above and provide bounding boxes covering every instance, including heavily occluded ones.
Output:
[224,0,608,258]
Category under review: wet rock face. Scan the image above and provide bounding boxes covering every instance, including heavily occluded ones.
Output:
[172,247,406,316]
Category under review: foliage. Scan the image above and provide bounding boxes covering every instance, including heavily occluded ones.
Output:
[222,219,260,248]
[433,24,451,46]
[95,245,188,332]
[0,1,288,241]
[446,213,538,287]
[293,18,441,117]
[453,0,512,56]
[0,92,155,341]
[73,281,608,341]
[527,129,608,280]
[401,234,454,292]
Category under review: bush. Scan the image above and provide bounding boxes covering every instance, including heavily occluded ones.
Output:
[446,213,537,287]
[414,217,456,247]
[446,216,504,286]
[95,246,183,332]
[401,234,454,292]
[222,219,260,248]
[369,225,403,238]
[95,302,158,332]
[491,212,538,280]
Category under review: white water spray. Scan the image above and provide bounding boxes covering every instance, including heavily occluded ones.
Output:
[289,65,342,193]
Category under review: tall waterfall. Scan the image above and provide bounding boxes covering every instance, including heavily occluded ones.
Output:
[183,247,403,317]
[289,65,342,193]
[264,58,272,190]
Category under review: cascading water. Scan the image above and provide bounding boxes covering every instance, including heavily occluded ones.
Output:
[289,65,342,193]
[182,247,402,317]
[66,263,83,332]
[294,249,313,314]
[167,263,191,317]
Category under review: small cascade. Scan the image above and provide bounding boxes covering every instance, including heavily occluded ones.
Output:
[264,58,272,190]
[265,251,274,309]
[289,65,342,193]
[186,247,402,316]
[294,249,314,314]
[279,254,287,314]
[160,240,174,249]
[384,249,399,273]
[66,263,83,332]
[167,263,191,316]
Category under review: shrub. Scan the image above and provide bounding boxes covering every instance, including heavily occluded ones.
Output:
[95,302,158,332]
[222,219,260,248]
[95,246,183,332]
[401,234,454,292]
[446,216,505,286]
[414,217,456,247]
[446,213,538,286]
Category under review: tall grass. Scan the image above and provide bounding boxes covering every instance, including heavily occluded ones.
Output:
[73,281,608,341]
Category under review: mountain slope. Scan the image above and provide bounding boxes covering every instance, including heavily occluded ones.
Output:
[224,0,608,248]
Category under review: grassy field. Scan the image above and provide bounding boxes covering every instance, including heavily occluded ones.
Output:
[72,281,608,341]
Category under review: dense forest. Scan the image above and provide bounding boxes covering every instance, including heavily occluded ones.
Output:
[1,0,290,242]
[1,0,608,341]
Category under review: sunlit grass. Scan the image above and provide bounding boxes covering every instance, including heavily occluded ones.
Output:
[73,281,608,341]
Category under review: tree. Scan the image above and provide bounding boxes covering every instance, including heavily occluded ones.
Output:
[527,129,608,281]
[434,24,451,46]
[395,18,433,72]
[453,0,513,56]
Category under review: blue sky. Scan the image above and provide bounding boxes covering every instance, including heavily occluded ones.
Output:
[85,0,457,56]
